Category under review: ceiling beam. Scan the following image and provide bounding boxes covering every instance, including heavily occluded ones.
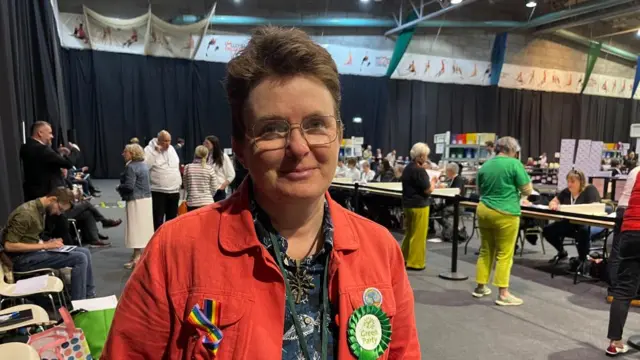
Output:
[593,25,640,39]
[554,29,638,62]
[533,3,640,35]
[384,0,480,36]
[517,0,634,30]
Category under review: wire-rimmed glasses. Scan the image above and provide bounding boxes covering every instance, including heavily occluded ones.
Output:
[249,115,341,151]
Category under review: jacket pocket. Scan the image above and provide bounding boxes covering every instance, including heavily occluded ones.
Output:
[174,290,254,360]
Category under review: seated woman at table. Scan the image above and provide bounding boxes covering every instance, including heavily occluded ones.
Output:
[543,169,601,263]
[359,161,375,183]
[344,158,361,182]
[473,136,532,306]
[374,159,395,182]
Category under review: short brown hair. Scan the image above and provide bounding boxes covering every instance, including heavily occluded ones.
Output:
[567,169,587,192]
[225,26,341,142]
[49,187,75,205]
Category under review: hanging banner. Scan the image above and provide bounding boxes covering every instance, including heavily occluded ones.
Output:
[58,12,91,49]
[632,56,640,99]
[490,32,508,86]
[84,6,149,55]
[146,14,208,59]
[391,54,492,86]
[194,34,249,62]
[323,45,390,77]
[580,42,602,94]
[192,3,217,60]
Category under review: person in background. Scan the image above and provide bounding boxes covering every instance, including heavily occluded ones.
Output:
[484,141,495,159]
[374,159,395,182]
[539,152,548,167]
[624,150,637,171]
[434,163,467,242]
[2,187,96,300]
[394,165,404,181]
[359,161,375,183]
[362,144,372,161]
[401,142,437,271]
[173,138,186,164]
[610,158,622,177]
[344,158,360,182]
[386,149,397,166]
[103,26,420,359]
[605,163,640,356]
[129,137,139,144]
[204,135,236,202]
[117,144,154,269]
[473,136,531,306]
[376,148,383,160]
[183,146,218,211]
[544,169,600,265]
[334,158,347,178]
[608,165,640,305]
[229,155,249,193]
[145,130,182,230]
[20,121,73,201]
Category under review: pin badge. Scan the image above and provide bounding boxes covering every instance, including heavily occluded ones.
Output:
[362,287,383,307]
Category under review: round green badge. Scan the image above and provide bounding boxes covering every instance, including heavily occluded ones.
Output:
[347,305,392,360]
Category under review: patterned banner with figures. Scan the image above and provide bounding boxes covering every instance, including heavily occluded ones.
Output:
[194,34,249,63]
[58,12,91,50]
[324,44,391,77]
[499,64,640,99]
[84,6,149,55]
[390,53,492,86]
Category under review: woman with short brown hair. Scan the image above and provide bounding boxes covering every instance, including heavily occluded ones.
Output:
[104,26,420,360]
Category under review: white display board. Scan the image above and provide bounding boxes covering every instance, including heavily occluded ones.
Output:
[557,139,576,190]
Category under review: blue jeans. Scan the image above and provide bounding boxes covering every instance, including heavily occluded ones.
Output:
[11,247,95,300]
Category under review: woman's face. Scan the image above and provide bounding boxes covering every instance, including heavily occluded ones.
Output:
[203,139,213,150]
[567,177,580,194]
[235,75,340,202]
[123,150,132,162]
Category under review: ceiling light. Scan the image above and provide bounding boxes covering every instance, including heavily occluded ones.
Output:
[360,0,370,3]
[451,0,463,4]
[353,117,362,123]
[525,0,537,7]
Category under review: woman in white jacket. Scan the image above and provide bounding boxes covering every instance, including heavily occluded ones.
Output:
[144,130,182,230]
[204,135,235,201]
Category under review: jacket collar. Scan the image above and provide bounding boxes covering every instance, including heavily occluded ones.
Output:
[218,178,359,253]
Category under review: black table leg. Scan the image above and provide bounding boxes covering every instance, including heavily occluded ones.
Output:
[439,196,469,281]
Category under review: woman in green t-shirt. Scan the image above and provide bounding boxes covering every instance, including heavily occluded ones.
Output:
[472,136,532,306]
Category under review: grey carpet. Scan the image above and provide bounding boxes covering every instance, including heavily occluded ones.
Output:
[90,179,639,359]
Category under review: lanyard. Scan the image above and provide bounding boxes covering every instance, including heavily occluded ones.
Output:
[268,233,329,360]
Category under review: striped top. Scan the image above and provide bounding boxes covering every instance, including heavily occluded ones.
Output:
[183,162,219,208]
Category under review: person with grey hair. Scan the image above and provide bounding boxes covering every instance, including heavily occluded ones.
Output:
[432,163,467,242]
[473,136,532,306]
[145,130,182,230]
[401,142,437,270]
[117,143,154,269]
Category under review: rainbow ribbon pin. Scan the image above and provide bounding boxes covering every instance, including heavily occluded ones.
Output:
[188,299,223,355]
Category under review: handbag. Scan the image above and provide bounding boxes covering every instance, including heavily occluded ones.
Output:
[178,200,188,215]
[27,307,92,360]
[73,308,115,359]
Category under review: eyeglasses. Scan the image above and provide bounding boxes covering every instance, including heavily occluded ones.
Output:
[249,115,342,151]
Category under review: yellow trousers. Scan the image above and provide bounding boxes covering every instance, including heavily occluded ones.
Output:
[475,202,519,288]
[401,206,430,269]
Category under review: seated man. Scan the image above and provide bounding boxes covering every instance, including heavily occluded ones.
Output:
[433,163,467,242]
[2,188,96,300]
[58,145,101,197]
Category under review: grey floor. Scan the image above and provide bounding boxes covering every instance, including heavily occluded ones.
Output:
[89,180,640,359]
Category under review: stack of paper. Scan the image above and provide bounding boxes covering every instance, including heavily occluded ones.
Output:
[13,275,49,295]
[72,295,118,311]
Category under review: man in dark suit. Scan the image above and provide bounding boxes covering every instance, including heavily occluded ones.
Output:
[433,162,467,242]
[20,121,73,201]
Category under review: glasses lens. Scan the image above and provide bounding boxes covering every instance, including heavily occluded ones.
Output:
[253,120,289,150]
[302,116,338,146]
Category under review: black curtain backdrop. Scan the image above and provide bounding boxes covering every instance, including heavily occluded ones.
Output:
[62,48,640,178]
[0,0,67,221]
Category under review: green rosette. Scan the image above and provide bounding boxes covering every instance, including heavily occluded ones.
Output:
[347,305,392,360]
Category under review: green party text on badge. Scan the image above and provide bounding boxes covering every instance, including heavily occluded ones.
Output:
[355,314,382,350]
[347,305,392,360]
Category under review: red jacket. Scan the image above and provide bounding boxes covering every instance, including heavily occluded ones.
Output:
[102,181,421,360]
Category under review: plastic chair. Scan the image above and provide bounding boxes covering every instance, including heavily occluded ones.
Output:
[0,304,52,333]
[517,227,546,256]
[0,261,66,312]
[0,343,40,360]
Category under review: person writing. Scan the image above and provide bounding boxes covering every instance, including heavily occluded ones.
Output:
[103,26,420,360]
[472,136,532,306]
[543,169,600,265]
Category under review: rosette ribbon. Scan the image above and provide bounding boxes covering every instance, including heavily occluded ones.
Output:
[347,305,392,360]
[188,299,223,355]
